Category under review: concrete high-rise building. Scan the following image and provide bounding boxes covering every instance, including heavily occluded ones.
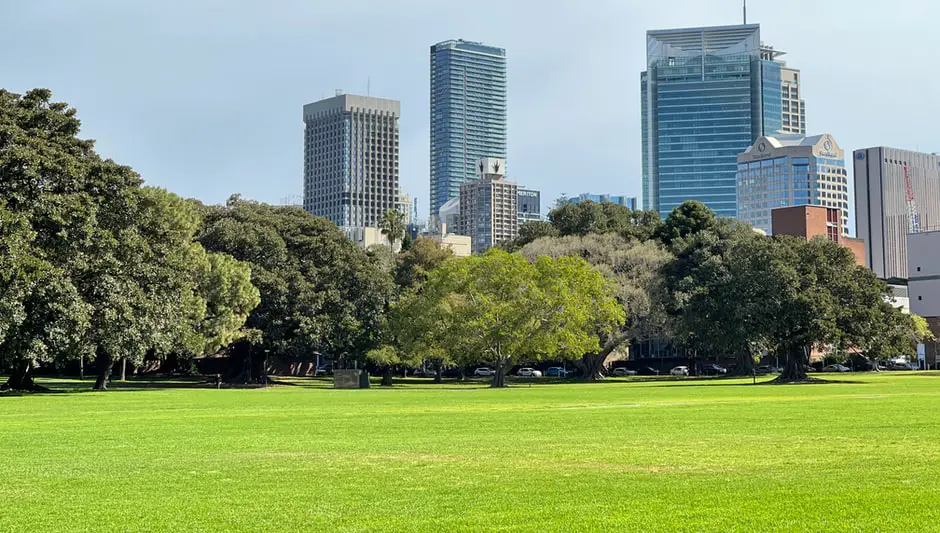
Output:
[303,93,400,230]
[854,147,940,280]
[642,24,803,219]
[737,133,848,234]
[761,44,806,134]
[518,188,541,225]
[458,158,517,254]
[430,39,507,221]
[568,194,638,210]
[399,193,414,226]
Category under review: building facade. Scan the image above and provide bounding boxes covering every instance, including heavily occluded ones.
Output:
[854,147,940,280]
[458,158,518,254]
[568,194,638,210]
[430,39,507,222]
[303,93,400,230]
[771,205,865,266]
[780,66,805,134]
[908,230,940,368]
[737,133,848,234]
[399,193,414,226]
[642,24,803,219]
[518,188,541,225]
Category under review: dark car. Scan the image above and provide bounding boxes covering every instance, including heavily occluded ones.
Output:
[636,366,660,376]
[701,364,727,376]
[314,365,333,376]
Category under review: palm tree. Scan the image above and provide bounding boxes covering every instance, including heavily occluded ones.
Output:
[379,209,406,250]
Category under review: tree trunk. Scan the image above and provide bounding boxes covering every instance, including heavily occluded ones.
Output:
[78,357,84,380]
[434,365,443,384]
[776,344,809,382]
[457,367,466,381]
[93,348,113,391]
[119,357,127,382]
[2,360,43,391]
[579,353,607,381]
[491,358,508,388]
[733,349,755,376]
[381,366,394,386]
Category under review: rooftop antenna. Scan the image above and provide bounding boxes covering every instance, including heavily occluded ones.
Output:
[367,77,371,96]
[743,0,747,24]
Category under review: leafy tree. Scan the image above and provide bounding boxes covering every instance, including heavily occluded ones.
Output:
[379,209,406,250]
[521,234,672,379]
[396,250,623,387]
[546,200,661,243]
[499,220,559,252]
[394,236,454,289]
[657,200,720,247]
[198,198,393,380]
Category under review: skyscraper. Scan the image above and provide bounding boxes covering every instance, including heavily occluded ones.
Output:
[854,147,940,279]
[458,158,517,254]
[302,93,400,230]
[430,39,507,222]
[518,188,541,225]
[737,133,848,234]
[642,24,801,219]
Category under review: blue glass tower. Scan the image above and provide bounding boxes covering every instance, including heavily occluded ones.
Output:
[430,40,507,221]
[641,24,789,218]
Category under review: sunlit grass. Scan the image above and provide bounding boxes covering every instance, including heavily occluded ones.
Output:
[2,373,939,531]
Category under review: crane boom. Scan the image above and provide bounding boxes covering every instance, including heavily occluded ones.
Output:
[904,166,921,234]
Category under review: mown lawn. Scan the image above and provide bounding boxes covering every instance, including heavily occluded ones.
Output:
[2,373,940,532]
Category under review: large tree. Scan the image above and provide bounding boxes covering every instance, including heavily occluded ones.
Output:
[547,200,662,242]
[521,234,673,379]
[379,209,406,250]
[198,198,393,380]
[395,250,623,387]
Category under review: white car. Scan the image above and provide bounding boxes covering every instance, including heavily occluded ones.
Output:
[473,367,494,377]
[822,364,851,372]
[611,367,637,376]
[517,367,543,378]
[670,366,689,376]
[888,362,916,371]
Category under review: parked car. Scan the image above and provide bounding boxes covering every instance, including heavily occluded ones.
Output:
[314,365,332,376]
[636,366,660,376]
[611,367,637,377]
[517,367,543,378]
[888,361,916,371]
[473,367,495,377]
[701,364,727,376]
[756,365,781,375]
[670,366,689,376]
[545,367,571,377]
[822,364,851,373]
[412,368,437,378]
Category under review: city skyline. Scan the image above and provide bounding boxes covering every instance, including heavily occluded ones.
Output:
[4,1,940,229]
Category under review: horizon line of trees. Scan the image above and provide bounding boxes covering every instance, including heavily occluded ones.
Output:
[1,88,933,391]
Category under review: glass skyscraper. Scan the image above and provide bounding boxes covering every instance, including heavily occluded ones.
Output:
[641,24,796,219]
[430,39,507,222]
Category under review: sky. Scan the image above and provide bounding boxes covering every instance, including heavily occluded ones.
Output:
[2,0,939,226]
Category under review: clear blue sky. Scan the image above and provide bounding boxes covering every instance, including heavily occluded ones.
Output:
[3,0,938,225]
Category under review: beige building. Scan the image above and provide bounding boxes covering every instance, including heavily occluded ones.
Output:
[908,230,940,368]
[432,233,472,257]
[458,158,518,254]
[855,147,940,280]
[760,44,806,135]
[737,133,848,234]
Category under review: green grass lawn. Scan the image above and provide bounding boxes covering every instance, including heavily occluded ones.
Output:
[2,374,940,532]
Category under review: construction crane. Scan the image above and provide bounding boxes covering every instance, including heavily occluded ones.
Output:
[904,165,921,234]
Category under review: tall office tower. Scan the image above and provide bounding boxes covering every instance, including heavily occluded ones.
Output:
[642,24,801,219]
[430,39,507,223]
[854,147,940,279]
[303,93,400,230]
[399,193,414,226]
[518,188,541,225]
[737,133,848,234]
[568,194,638,210]
[458,158,518,254]
[761,44,806,134]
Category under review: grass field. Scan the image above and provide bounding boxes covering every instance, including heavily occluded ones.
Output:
[2,374,940,532]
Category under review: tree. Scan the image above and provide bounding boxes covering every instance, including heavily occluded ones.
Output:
[379,209,406,250]
[396,250,623,387]
[522,234,672,379]
[499,220,559,252]
[546,200,661,243]
[657,200,720,247]
[198,197,393,380]
[394,237,454,289]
